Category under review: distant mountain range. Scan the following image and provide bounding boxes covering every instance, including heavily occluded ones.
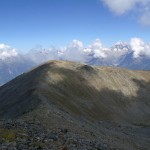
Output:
[0,42,150,85]
[0,55,35,85]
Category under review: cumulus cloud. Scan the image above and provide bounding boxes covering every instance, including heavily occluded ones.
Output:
[27,38,150,65]
[101,0,150,26]
[88,39,107,58]
[57,39,134,65]
[60,40,86,62]
[2,38,150,65]
[0,44,18,60]
[101,0,137,15]
[140,10,150,26]
[27,45,59,64]
[58,38,150,61]
[130,38,150,57]
[58,39,109,63]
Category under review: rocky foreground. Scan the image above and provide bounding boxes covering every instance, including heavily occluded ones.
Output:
[0,120,114,150]
[0,120,150,150]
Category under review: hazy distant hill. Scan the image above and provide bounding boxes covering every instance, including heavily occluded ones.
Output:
[0,55,35,85]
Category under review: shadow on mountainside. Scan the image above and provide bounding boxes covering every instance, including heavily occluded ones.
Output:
[0,63,150,126]
[36,65,150,125]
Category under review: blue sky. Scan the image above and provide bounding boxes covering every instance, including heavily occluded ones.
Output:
[0,0,150,51]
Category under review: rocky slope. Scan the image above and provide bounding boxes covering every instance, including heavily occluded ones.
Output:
[0,60,150,149]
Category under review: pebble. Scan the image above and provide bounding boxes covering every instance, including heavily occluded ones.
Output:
[0,120,111,150]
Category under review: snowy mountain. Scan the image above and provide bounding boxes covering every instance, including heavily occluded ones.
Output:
[86,40,150,70]
[118,52,150,70]
[0,39,150,85]
[88,42,132,66]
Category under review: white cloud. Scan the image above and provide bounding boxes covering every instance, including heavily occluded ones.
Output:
[140,10,150,26]
[57,39,131,65]
[88,39,107,58]
[27,39,108,63]
[27,46,59,64]
[27,38,150,65]
[130,38,150,58]
[101,0,150,26]
[60,40,86,62]
[0,44,18,60]
[69,39,84,49]
[2,38,150,65]
[56,38,150,61]
[104,42,131,65]
[101,0,137,15]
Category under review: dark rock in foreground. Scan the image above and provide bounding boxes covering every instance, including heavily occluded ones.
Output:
[0,120,112,150]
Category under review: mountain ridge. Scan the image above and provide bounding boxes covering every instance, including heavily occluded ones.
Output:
[0,60,150,149]
[0,60,150,125]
